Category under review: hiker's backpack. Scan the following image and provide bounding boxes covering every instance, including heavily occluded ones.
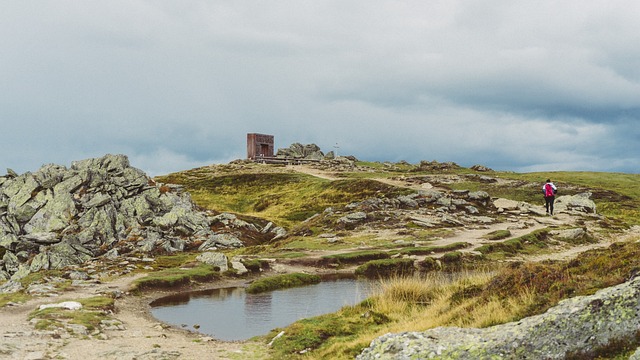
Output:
[544,183,555,197]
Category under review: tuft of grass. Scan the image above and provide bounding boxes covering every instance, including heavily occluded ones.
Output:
[0,291,30,307]
[321,250,390,265]
[355,258,415,278]
[476,229,550,258]
[131,264,219,291]
[241,259,270,273]
[397,242,470,256]
[152,253,200,269]
[482,230,512,241]
[246,273,321,294]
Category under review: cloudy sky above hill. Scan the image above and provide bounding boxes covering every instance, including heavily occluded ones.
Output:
[1,1,639,176]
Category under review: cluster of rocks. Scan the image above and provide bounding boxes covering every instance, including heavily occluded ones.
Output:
[0,154,260,282]
[311,184,598,236]
[493,193,597,216]
[412,160,462,172]
[276,143,335,160]
[470,164,493,172]
[307,157,360,172]
[358,274,640,359]
[319,189,495,231]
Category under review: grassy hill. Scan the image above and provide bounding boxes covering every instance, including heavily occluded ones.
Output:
[153,160,640,359]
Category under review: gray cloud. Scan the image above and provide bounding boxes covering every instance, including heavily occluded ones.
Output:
[0,1,638,176]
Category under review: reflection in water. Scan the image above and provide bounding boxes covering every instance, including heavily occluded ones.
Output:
[150,279,374,341]
[245,292,273,327]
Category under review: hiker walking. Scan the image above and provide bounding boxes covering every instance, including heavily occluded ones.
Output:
[543,179,557,215]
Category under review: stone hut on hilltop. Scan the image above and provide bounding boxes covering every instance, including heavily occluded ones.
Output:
[246,133,274,160]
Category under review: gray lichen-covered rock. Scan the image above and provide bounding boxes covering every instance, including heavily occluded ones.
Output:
[339,212,367,225]
[555,192,597,214]
[551,227,589,242]
[0,154,246,277]
[198,233,243,251]
[276,143,325,159]
[358,276,640,360]
[196,252,228,272]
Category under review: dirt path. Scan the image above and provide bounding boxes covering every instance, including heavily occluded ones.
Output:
[0,275,269,360]
[285,165,340,180]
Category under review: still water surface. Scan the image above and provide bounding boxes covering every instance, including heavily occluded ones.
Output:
[150,279,374,341]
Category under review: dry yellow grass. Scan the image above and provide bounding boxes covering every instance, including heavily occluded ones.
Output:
[311,271,536,359]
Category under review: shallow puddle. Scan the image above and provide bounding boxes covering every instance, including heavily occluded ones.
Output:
[150,278,374,341]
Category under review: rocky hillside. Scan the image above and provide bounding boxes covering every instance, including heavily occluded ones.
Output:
[0,154,637,360]
[0,155,288,283]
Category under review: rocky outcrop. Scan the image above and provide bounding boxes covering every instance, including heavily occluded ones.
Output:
[358,275,640,359]
[470,164,493,172]
[0,154,243,281]
[412,160,461,172]
[556,192,597,214]
[276,143,332,160]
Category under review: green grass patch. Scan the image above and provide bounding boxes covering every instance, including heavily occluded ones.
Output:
[482,230,512,241]
[246,273,321,294]
[19,269,65,288]
[152,253,200,269]
[28,296,115,332]
[355,258,415,278]
[476,229,550,258]
[132,264,219,291]
[397,242,471,256]
[266,301,390,359]
[321,250,391,265]
[241,259,270,273]
[156,170,411,228]
[0,291,30,307]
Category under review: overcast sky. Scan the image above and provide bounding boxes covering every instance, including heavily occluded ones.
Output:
[1,1,639,176]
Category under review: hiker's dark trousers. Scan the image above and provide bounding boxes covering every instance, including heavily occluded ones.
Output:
[545,196,555,215]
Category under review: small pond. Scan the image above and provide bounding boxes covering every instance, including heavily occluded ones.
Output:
[150,278,375,341]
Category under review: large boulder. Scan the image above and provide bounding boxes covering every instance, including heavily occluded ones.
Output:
[358,276,640,359]
[196,252,228,272]
[555,192,597,214]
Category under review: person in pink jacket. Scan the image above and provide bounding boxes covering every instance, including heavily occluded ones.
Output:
[543,179,558,215]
